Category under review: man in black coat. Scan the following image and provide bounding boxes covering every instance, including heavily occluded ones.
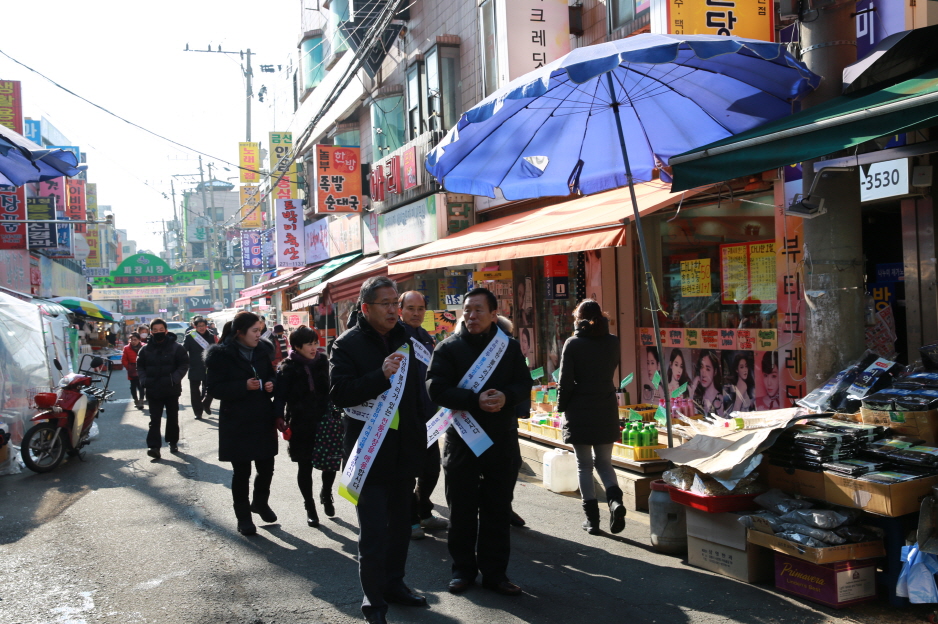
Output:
[427,287,532,597]
[138,318,189,459]
[182,316,217,419]
[329,276,427,624]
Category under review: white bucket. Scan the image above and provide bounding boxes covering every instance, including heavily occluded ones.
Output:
[543,449,578,493]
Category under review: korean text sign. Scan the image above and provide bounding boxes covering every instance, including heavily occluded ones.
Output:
[239,142,261,184]
[26,198,56,249]
[275,198,306,268]
[667,0,774,41]
[0,185,26,249]
[315,145,362,213]
[241,229,264,272]
[505,0,570,80]
[0,80,23,133]
[240,185,263,228]
[66,179,87,234]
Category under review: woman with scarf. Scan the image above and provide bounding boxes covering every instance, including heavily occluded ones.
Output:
[273,325,339,527]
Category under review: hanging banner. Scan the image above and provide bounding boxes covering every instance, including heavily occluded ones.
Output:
[667,0,774,41]
[275,198,306,268]
[283,310,309,331]
[241,229,264,272]
[240,185,263,228]
[262,227,275,271]
[66,179,86,234]
[27,197,56,249]
[328,214,362,257]
[94,285,207,299]
[720,240,776,304]
[85,182,98,221]
[315,145,362,213]
[775,187,806,408]
[0,80,23,133]
[269,131,293,171]
[238,142,261,184]
[543,254,569,299]
[272,162,299,202]
[505,0,571,80]
[0,184,26,249]
[305,218,329,264]
[85,226,102,268]
[38,178,66,215]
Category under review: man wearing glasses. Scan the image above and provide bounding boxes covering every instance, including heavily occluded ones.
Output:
[329,276,427,624]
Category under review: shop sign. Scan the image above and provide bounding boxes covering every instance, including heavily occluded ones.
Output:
[720,240,776,305]
[667,0,774,41]
[0,80,23,133]
[305,218,330,264]
[378,194,439,254]
[368,132,443,212]
[239,142,261,184]
[505,0,570,80]
[272,162,299,201]
[283,311,309,330]
[402,146,419,191]
[241,229,264,273]
[66,179,86,234]
[83,268,110,277]
[95,285,207,299]
[315,145,362,213]
[85,183,98,221]
[476,270,513,281]
[262,227,275,270]
[240,185,263,228]
[0,184,26,249]
[85,226,101,267]
[187,295,232,311]
[269,131,293,173]
[856,0,906,60]
[38,177,66,214]
[362,211,380,254]
[875,263,904,283]
[776,194,807,406]
[328,214,362,257]
[26,197,56,249]
[275,198,306,268]
[24,118,39,142]
[47,220,73,258]
[860,158,909,202]
[446,193,473,234]
[681,258,711,298]
[544,255,569,299]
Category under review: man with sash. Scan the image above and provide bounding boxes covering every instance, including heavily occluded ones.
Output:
[183,316,217,419]
[427,287,533,597]
[329,276,427,624]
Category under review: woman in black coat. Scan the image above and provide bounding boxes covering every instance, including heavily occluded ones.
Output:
[273,325,338,528]
[557,299,625,536]
[205,311,278,536]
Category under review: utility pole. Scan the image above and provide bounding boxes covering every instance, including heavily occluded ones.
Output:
[197,156,217,304]
[184,45,256,142]
[170,180,184,267]
[207,162,226,305]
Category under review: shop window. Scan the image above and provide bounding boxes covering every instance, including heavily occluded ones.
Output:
[406,64,424,140]
[300,34,325,91]
[479,0,500,97]
[608,0,651,34]
[329,0,350,55]
[371,95,405,157]
[425,45,461,132]
[334,129,359,147]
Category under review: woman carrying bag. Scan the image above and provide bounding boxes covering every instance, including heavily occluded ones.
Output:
[557,299,625,535]
[273,325,342,527]
[205,312,278,536]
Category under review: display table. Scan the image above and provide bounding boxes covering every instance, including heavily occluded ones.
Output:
[517,429,670,474]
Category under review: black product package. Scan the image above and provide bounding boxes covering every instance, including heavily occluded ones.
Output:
[894,389,938,412]
[822,459,886,476]
[862,388,915,411]
[809,418,885,441]
[889,446,938,467]
[893,372,938,390]
[856,471,921,484]
[846,356,905,402]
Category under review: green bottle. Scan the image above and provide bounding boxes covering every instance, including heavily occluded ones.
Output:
[646,423,658,446]
[627,424,640,447]
[621,423,630,444]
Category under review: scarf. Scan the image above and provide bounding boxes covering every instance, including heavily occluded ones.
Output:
[288,349,317,391]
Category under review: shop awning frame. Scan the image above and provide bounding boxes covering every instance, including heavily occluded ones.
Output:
[297,253,362,291]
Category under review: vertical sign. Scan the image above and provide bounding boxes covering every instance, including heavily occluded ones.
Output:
[85,226,101,267]
[505,0,571,80]
[39,178,66,215]
[775,184,806,408]
[85,182,98,221]
[680,258,712,297]
[239,142,260,184]
[543,254,568,299]
[304,218,330,264]
[24,118,40,143]
[0,80,23,133]
[0,185,26,249]
[262,227,275,271]
[667,0,774,41]
[66,179,86,233]
[315,145,362,213]
[270,131,298,201]
[240,185,263,228]
[26,197,56,249]
[275,198,306,268]
[402,146,419,191]
[241,229,264,272]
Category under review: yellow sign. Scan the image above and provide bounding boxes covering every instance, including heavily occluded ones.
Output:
[667,0,774,42]
[475,270,513,281]
[269,131,293,172]
[680,258,711,297]
[240,185,263,228]
[85,226,101,268]
[239,142,260,184]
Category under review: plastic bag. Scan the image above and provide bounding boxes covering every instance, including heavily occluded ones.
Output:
[775,531,830,548]
[88,421,100,441]
[834,525,884,543]
[779,522,847,545]
[737,512,783,532]
[778,508,850,529]
[754,488,814,515]
[897,544,938,603]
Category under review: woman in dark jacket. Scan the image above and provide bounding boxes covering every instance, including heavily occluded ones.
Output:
[557,299,625,535]
[273,325,338,528]
[205,311,278,536]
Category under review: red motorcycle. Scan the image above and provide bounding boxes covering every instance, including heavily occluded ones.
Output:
[21,355,114,473]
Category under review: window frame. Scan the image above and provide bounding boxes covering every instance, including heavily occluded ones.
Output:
[479,0,500,98]
[424,43,461,133]
[406,62,425,140]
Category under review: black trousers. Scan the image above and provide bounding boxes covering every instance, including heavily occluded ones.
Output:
[444,433,520,584]
[412,441,442,524]
[356,477,415,618]
[189,378,212,416]
[129,377,142,402]
[146,396,179,449]
[231,457,275,517]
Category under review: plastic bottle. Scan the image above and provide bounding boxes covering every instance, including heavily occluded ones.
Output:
[621,423,631,444]
[627,424,640,447]
[647,422,658,446]
[543,449,578,493]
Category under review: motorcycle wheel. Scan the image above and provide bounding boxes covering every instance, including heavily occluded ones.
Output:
[21,422,66,473]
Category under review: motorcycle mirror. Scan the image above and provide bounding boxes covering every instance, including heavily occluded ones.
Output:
[53,358,63,371]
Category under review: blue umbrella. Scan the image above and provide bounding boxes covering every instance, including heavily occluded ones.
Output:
[0,127,85,187]
[425,34,820,444]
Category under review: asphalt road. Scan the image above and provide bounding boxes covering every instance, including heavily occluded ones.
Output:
[0,375,931,624]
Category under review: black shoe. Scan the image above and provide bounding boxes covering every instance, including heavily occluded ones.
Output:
[482,580,522,596]
[250,501,277,523]
[195,414,203,420]
[134,401,143,410]
[448,578,474,594]
[237,520,257,536]
[364,612,387,624]
[582,499,601,535]
[320,490,335,517]
[606,486,627,534]
[510,510,526,527]
[203,401,212,416]
[306,502,319,527]
[147,448,160,459]
[383,585,427,607]
[169,443,179,453]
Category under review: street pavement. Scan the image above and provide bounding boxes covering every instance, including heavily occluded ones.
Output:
[0,376,931,624]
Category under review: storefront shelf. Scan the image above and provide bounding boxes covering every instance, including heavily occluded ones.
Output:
[517,429,670,474]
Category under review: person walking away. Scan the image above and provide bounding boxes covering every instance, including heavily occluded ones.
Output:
[122,332,144,409]
[272,324,288,367]
[330,276,428,624]
[205,311,278,536]
[427,287,533,597]
[557,299,625,535]
[183,316,217,419]
[273,325,339,528]
[398,291,448,540]
[137,318,188,459]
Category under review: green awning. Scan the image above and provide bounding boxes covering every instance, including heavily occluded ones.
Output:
[297,252,362,291]
[670,68,938,192]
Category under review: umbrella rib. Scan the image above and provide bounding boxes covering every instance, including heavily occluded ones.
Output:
[613,69,662,170]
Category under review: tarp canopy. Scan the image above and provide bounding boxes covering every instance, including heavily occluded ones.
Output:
[669,68,938,192]
[297,253,362,291]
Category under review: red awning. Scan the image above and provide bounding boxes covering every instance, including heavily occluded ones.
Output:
[326,255,415,303]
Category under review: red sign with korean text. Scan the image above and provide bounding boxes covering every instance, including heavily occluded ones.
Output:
[67,179,87,234]
[0,184,26,249]
[315,145,362,213]
[0,80,23,133]
[275,198,306,268]
[402,147,419,191]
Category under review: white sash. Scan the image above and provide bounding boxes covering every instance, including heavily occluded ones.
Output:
[338,343,410,506]
[190,331,210,350]
[425,328,510,456]
[262,328,273,340]
[410,337,432,367]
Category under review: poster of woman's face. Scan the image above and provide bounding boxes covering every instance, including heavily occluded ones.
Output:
[722,350,756,412]
[666,348,691,398]
[641,346,663,404]
[515,277,535,328]
[755,351,781,410]
[519,327,536,369]
[585,250,603,310]
[692,349,724,416]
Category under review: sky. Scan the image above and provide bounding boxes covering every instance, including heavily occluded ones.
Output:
[0,0,299,254]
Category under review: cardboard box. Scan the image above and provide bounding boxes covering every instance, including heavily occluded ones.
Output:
[686,509,773,583]
[824,472,938,517]
[767,465,826,501]
[860,407,938,444]
[773,553,877,608]
[747,518,885,564]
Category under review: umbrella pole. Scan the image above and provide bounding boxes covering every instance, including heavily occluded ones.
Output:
[606,73,674,448]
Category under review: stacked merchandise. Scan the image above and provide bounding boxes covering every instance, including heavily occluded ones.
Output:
[798,351,906,414]
[863,372,938,413]
[767,419,885,472]
[849,436,938,484]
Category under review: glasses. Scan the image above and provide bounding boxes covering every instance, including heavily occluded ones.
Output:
[365,301,400,310]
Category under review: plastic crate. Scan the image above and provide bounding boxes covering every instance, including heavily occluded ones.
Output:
[618,443,666,462]
[618,404,657,422]
[543,425,562,440]
[666,485,760,513]
[517,419,531,432]
[529,423,545,437]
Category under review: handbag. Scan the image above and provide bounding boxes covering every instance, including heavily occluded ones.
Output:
[311,402,345,471]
